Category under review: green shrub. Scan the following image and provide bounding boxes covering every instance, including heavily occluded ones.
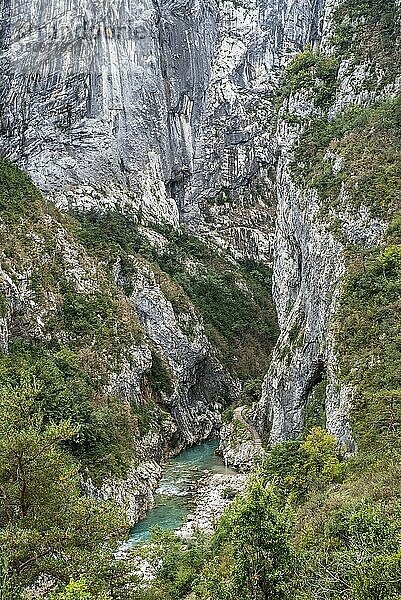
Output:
[279,48,339,109]
[260,428,344,504]
[71,208,153,263]
[0,292,8,318]
[292,95,401,220]
[148,350,173,397]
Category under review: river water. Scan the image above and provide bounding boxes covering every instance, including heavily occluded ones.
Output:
[127,439,235,546]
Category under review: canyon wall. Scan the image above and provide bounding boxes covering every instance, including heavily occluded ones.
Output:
[1,0,399,481]
[0,0,323,258]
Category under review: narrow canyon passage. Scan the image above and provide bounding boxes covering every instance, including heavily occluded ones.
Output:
[125,439,237,546]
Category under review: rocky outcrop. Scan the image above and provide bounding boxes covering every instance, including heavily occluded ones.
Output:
[0,0,215,224]
[256,164,352,447]
[0,0,325,259]
[81,432,167,523]
[218,406,265,471]
[185,0,325,258]
[176,471,248,539]
[128,257,235,449]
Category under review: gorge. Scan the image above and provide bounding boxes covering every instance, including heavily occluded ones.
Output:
[0,0,400,598]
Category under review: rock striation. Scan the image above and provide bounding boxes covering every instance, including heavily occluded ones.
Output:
[1,0,399,496]
[0,0,324,258]
[255,0,400,449]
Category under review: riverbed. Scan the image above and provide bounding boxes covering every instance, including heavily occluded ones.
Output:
[126,439,236,546]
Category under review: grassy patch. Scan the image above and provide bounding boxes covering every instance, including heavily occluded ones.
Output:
[331,0,399,85]
[278,48,339,110]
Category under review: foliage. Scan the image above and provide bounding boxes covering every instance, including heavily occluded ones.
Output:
[205,480,294,600]
[291,95,401,220]
[0,159,43,224]
[142,529,211,600]
[148,350,173,398]
[156,231,278,379]
[278,48,339,109]
[303,375,327,431]
[0,343,138,482]
[0,377,128,594]
[331,0,399,85]
[0,293,8,318]
[71,208,153,265]
[259,428,344,504]
[50,579,97,600]
[336,239,401,454]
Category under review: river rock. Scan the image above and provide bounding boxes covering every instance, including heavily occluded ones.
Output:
[176,473,248,539]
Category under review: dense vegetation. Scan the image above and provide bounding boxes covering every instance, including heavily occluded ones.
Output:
[291,95,401,220]
[1,0,400,597]
[0,377,130,597]
[73,212,279,381]
[0,159,278,595]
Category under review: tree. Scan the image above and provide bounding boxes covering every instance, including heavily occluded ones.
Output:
[300,427,344,490]
[206,480,294,600]
[50,579,95,600]
[0,376,128,595]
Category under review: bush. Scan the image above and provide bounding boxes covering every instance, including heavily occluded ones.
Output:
[260,428,344,504]
[279,48,339,109]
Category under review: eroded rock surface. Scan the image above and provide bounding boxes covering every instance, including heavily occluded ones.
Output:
[176,472,248,539]
[0,0,324,258]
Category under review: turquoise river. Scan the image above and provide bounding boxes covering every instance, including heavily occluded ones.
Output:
[127,439,235,546]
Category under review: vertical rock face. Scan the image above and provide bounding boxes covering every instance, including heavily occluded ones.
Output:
[3,0,393,463]
[256,0,400,449]
[185,0,325,259]
[0,0,216,223]
[0,0,323,256]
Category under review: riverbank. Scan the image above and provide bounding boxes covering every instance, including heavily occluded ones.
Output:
[176,471,248,539]
[126,439,238,546]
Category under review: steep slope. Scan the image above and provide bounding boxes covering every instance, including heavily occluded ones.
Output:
[0,0,324,258]
[256,0,401,451]
[0,156,278,521]
[120,3,401,598]
[1,0,401,597]
[1,0,399,474]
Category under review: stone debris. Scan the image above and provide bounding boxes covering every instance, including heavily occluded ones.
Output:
[176,472,248,539]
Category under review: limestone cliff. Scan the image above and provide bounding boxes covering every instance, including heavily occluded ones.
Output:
[0,0,324,258]
[1,0,399,489]
[256,0,401,449]
[0,162,239,519]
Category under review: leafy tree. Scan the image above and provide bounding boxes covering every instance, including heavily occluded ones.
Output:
[259,428,344,504]
[300,427,344,490]
[205,480,294,600]
[50,579,97,600]
[0,376,128,594]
